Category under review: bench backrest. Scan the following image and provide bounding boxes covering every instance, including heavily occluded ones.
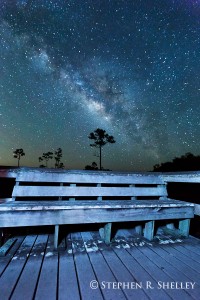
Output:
[12,170,168,201]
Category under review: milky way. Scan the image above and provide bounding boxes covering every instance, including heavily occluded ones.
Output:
[0,0,200,171]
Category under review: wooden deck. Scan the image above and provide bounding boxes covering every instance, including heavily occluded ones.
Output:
[1,229,200,300]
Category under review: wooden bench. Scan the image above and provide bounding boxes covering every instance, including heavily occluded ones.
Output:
[0,170,194,249]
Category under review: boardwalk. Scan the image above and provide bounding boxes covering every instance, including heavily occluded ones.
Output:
[0,229,200,300]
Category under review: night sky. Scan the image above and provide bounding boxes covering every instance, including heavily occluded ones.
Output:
[0,0,199,171]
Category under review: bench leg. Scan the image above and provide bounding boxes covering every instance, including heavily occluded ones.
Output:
[179,219,190,237]
[135,225,143,235]
[54,225,59,250]
[99,227,104,240]
[166,223,175,230]
[144,221,155,241]
[0,230,4,247]
[99,223,112,244]
[104,223,112,244]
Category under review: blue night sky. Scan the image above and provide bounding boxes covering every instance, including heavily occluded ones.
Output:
[0,0,200,171]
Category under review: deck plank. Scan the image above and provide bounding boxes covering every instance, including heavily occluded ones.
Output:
[71,232,103,300]
[11,234,48,300]
[58,236,80,300]
[81,231,126,300]
[113,246,172,300]
[0,231,200,300]
[149,245,200,285]
[0,235,37,299]
[0,236,24,276]
[141,244,200,299]
[129,244,197,299]
[170,244,200,263]
[163,244,200,274]
[34,235,58,300]
[0,238,17,257]
[181,243,200,256]
[87,231,149,300]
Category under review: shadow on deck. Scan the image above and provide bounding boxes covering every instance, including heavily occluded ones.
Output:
[0,228,200,300]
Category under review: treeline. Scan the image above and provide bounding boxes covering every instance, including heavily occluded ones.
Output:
[14,131,199,172]
[153,152,200,172]
[38,148,64,168]
[12,128,116,170]
[13,148,65,169]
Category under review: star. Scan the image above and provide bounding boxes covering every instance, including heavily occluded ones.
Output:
[0,0,199,171]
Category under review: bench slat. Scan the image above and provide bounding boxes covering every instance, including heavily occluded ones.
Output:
[17,172,164,184]
[0,206,194,227]
[0,200,194,211]
[12,186,167,197]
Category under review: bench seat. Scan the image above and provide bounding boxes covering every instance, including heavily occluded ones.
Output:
[0,199,194,226]
[0,199,194,245]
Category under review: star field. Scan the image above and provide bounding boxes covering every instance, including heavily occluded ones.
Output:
[0,0,200,171]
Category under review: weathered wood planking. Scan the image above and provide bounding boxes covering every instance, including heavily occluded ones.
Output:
[148,245,200,286]
[161,172,200,183]
[163,244,200,275]
[1,231,200,299]
[3,167,200,183]
[12,185,167,197]
[0,198,15,204]
[17,170,164,184]
[101,251,149,299]
[127,245,193,299]
[11,234,48,300]
[0,169,195,248]
[0,235,37,299]
[0,237,16,257]
[171,243,200,264]
[194,204,200,216]
[0,236,24,276]
[141,244,200,299]
[0,199,194,210]
[81,231,148,299]
[181,243,200,257]
[58,253,80,300]
[0,168,19,178]
[70,232,104,300]
[34,235,58,300]
[113,247,169,300]
[130,246,198,300]
[0,207,194,227]
[80,232,126,300]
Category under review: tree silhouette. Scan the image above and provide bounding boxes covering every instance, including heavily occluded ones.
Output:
[54,148,64,169]
[153,152,200,172]
[13,148,25,167]
[58,162,64,169]
[88,128,116,170]
[85,162,98,170]
[39,151,53,168]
